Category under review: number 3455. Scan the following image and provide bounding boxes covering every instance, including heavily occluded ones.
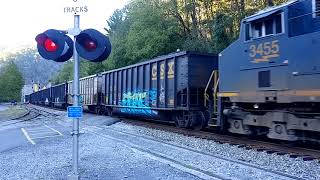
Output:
[249,40,279,57]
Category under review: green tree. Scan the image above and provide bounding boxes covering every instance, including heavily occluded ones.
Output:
[53,0,290,83]
[105,0,183,68]
[51,60,93,85]
[0,62,24,102]
[105,7,131,69]
[124,0,183,64]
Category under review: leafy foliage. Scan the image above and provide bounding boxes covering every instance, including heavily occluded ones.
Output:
[0,62,24,102]
[1,48,63,85]
[52,0,289,84]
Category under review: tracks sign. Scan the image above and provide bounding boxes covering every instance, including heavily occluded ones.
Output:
[63,0,88,15]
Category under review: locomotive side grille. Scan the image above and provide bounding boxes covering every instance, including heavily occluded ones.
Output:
[258,71,271,88]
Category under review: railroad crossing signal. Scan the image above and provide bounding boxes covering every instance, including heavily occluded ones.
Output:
[35,29,111,62]
[75,29,112,62]
[35,29,73,62]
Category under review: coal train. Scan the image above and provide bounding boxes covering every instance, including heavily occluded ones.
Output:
[26,0,320,143]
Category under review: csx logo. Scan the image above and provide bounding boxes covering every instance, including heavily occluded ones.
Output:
[152,62,175,80]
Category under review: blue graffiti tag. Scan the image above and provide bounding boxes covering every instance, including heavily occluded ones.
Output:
[120,89,157,116]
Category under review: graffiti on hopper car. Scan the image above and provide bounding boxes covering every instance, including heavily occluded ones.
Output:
[120,89,157,116]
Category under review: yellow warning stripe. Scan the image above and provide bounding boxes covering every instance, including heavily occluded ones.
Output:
[279,90,320,97]
[218,92,239,97]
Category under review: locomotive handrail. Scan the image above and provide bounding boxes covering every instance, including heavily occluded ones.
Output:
[213,77,219,114]
[204,70,219,110]
[204,71,215,107]
[214,78,220,95]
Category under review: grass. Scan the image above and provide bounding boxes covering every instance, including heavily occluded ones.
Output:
[0,105,29,121]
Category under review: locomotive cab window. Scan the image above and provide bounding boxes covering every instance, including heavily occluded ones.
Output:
[252,22,263,38]
[245,13,283,41]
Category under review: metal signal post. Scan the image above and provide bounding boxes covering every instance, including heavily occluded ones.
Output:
[70,14,80,180]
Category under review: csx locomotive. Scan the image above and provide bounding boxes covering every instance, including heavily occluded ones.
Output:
[27,0,320,142]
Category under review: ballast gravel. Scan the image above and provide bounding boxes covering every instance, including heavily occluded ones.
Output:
[108,122,320,180]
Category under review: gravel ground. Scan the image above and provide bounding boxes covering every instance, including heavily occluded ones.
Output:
[0,129,203,180]
[107,122,320,180]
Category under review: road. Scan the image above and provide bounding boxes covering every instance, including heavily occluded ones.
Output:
[0,128,29,152]
[0,106,70,153]
[0,104,9,112]
[0,104,26,152]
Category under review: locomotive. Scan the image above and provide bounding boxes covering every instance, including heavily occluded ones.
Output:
[27,0,320,142]
[218,0,320,142]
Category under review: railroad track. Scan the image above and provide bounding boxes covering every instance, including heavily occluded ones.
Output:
[25,105,60,118]
[0,105,60,128]
[120,118,320,163]
[84,125,304,180]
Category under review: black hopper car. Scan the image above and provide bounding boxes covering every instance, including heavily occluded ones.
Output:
[67,51,217,129]
[27,0,320,143]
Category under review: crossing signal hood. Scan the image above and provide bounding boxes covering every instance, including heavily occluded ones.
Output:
[35,29,74,62]
[75,29,111,62]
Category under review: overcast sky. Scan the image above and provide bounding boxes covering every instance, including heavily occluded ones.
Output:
[0,0,128,49]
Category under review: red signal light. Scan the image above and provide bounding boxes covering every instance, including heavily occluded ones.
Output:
[75,29,111,62]
[35,29,74,62]
[44,39,58,52]
[84,40,97,51]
